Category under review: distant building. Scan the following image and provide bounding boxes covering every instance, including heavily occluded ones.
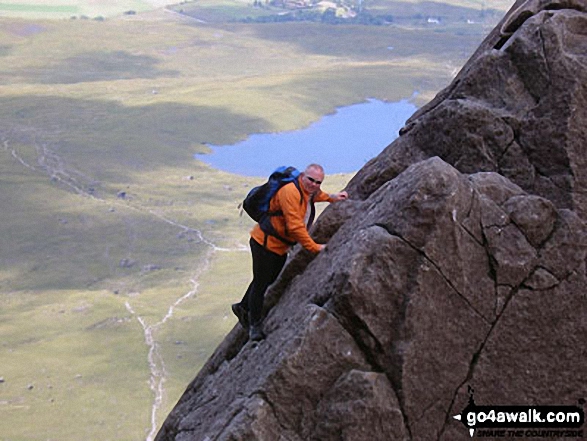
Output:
[427,17,440,24]
[316,1,356,18]
[316,1,336,9]
[271,0,312,9]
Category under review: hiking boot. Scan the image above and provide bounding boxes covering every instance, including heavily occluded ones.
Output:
[231,303,249,330]
[249,323,266,341]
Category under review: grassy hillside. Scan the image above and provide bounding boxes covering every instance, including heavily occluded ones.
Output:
[0,1,512,439]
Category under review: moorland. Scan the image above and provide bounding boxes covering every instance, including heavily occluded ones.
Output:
[0,0,511,439]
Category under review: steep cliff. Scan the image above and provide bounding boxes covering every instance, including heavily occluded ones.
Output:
[156,1,587,439]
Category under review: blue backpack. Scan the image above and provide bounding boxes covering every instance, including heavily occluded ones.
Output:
[242,166,303,246]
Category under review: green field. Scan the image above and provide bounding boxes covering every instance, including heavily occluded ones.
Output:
[0,0,175,18]
[0,1,512,439]
[0,4,78,13]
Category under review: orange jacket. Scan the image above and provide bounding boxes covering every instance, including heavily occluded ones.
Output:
[251,176,333,255]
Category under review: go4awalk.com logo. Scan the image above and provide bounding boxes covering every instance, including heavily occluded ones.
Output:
[453,387,585,438]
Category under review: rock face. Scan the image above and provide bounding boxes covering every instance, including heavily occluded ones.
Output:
[156,1,587,440]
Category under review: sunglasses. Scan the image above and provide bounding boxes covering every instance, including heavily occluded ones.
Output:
[305,176,322,185]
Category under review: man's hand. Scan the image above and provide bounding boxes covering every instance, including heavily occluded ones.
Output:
[331,191,348,202]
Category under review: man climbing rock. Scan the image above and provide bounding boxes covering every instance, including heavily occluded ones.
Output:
[232,164,348,341]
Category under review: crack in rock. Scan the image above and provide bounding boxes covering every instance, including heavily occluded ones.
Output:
[374,223,492,325]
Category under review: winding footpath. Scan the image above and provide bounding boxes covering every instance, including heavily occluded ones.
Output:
[2,136,246,440]
[124,249,215,441]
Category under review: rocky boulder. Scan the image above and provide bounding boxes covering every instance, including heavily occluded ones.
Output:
[156,1,587,440]
[349,0,587,219]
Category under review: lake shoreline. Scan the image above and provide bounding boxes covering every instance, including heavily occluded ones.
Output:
[196,97,418,177]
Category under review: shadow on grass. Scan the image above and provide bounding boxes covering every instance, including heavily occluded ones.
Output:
[0,176,213,292]
[29,50,180,84]
[243,21,484,61]
[0,95,268,292]
[0,45,12,57]
[0,95,272,180]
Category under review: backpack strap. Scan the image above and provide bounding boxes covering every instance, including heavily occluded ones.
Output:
[259,215,296,247]
[306,193,316,230]
[293,177,303,204]
[265,179,303,218]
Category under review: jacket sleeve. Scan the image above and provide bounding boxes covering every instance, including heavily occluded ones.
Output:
[280,185,321,253]
[314,189,334,203]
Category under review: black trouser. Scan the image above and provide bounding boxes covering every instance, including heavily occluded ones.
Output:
[239,237,287,326]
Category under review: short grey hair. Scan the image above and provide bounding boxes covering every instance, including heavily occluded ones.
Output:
[305,163,324,174]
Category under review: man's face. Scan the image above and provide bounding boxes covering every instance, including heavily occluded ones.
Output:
[302,167,324,195]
